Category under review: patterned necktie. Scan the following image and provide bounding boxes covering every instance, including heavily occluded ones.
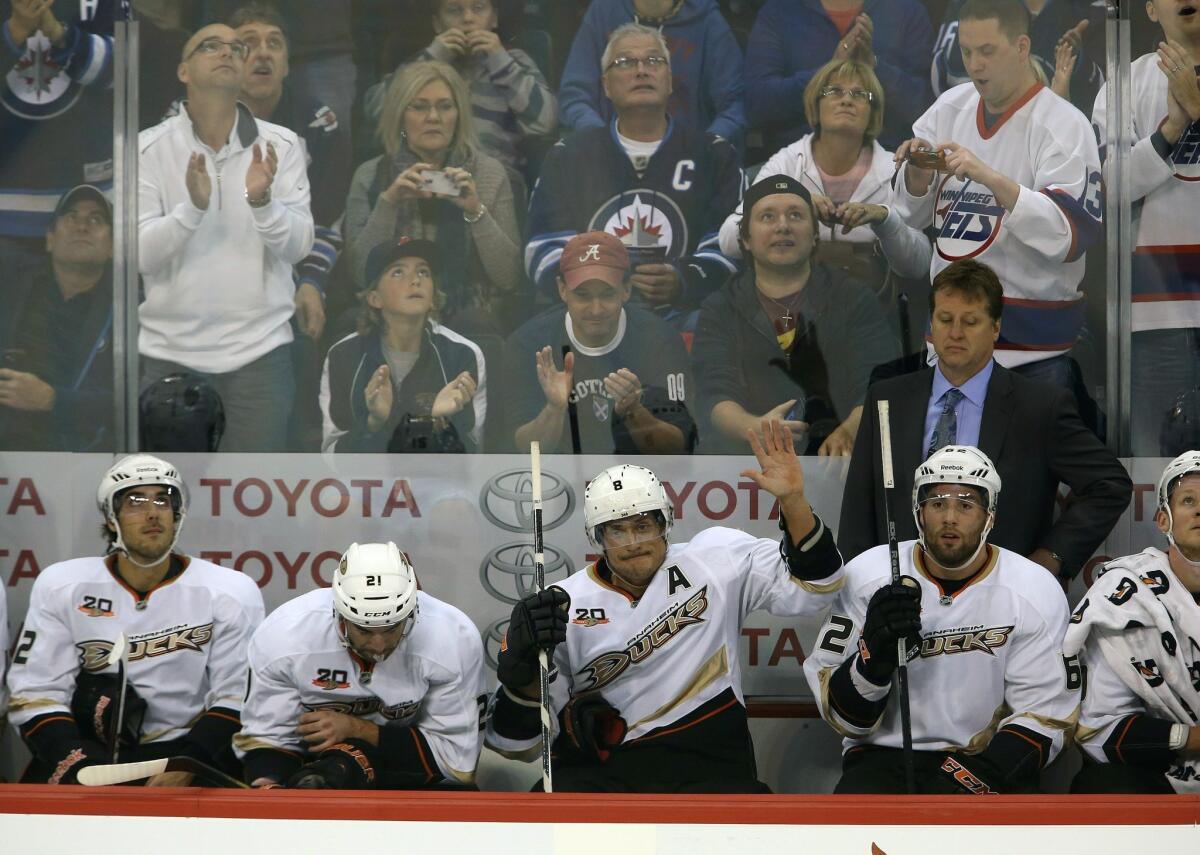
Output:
[928,387,965,457]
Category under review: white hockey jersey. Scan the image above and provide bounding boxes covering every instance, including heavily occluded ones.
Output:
[804,541,1076,763]
[1093,55,1200,333]
[486,525,844,758]
[6,554,264,742]
[1067,548,1200,791]
[895,82,1103,366]
[236,588,487,784]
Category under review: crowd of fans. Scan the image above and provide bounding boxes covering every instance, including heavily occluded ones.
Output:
[0,0,1197,457]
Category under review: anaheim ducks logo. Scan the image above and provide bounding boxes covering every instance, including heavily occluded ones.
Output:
[919,625,1014,658]
[303,697,421,723]
[76,623,215,671]
[933,175,1005,261]
[577,587,708,691]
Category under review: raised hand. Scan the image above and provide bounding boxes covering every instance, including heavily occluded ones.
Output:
[431,370,477,418]
[604,368,644,417]
[741,418,807,501]
[245,141,277,203]
[186,152,212,210]
[629,263,681,306]
[365,364,394,431]
[381,162,436,204]
[441,166,482,218]
[466,29,502,57]
[535,346,574,411]
[433,26,467,56]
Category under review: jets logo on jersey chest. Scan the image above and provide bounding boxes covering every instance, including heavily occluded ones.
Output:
[303,696,421,723]
[577,586,708,691]
[933,176,1005,261]
[1171,112,1200,180]
[76,623,214,670]
[590,190,689,260]
[919,625,1014,658]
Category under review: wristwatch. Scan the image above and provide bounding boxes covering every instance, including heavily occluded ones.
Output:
[245,187,272,208]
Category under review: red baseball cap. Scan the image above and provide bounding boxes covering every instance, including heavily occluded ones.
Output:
[559,231,630,291]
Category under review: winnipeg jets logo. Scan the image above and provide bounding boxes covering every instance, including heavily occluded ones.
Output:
[4,32,80,120]
[933,176,1005,261]
[1171,118,1200,181]
[590,191,688,258]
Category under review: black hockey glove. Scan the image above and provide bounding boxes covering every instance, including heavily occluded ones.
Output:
[70,671,148,750]
[928,754,1003,795]
[558,693,627,764]
[496,586,570,691]
[857,577,922,685]
[286,739,378,790]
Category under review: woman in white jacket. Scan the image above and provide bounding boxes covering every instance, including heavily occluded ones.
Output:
[719,59,931,296]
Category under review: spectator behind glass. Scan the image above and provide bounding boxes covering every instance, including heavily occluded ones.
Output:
[694,176,899,456]
[345,60,523,333]
[363,0,557,198]
[0,185,113,451]
[526,23,740,331]
[1092,0,1200,455]
[745,0,933,152]
[138,22,315,452]
[719,59,931,304]
[893,0,1102,404]
[321,238,486,453]
[933,0,1106,115]
[558,0,746,147]
[204,0,358,158]
[0,0,113,274]
[506,230,696,455]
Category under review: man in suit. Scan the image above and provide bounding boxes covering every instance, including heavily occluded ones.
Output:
[837,258,1131,579]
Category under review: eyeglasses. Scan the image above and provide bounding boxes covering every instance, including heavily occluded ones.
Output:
[406,99,458,116]
[820,85,874,102]
[59,211,108,228]
[606,55,669,73]
[186,37,249,61]
[121,494,172,513]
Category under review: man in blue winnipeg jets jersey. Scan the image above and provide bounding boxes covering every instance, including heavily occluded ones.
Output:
[806,445,1076,793]
[486,420,845,792]
[236,542,486,789]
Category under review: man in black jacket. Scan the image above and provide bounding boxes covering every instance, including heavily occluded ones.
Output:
[0,184,113,451]
[838,258,1131,580]
[693,175,899,454]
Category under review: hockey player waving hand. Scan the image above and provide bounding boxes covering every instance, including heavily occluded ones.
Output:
[486,419,845,792]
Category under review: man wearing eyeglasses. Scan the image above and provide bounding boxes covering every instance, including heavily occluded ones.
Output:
[526,22,739,330]
[138,22,314,452]
[0,185,115,451]
[6,454,265,785]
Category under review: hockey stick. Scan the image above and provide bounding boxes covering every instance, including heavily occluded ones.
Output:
[77,756,248,788]
[529,441,554,793]
[877,400,916,795]
[106,632,129,763]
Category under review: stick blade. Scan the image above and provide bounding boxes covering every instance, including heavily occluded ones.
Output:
[106,632,128,668]
[78,758,168,786]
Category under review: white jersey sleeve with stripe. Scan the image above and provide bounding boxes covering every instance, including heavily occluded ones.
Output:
[236,588,486,783]
[486,525,844,758]
[804,542,1076,764]
[6,554,264,741]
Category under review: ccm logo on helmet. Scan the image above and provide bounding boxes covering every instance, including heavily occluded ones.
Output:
[363,611,393,618]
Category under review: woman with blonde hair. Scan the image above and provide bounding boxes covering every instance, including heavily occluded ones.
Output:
[345,61,523,331]
[718,59,931,301]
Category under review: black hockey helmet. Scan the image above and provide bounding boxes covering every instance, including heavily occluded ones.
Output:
[139,373,225,452]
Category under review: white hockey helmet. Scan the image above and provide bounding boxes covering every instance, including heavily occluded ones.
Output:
[912,445,1001,567]
[1157,451,1200,561]
[97,454,188,566]
[584,464,673,549]
[332,542,419,629]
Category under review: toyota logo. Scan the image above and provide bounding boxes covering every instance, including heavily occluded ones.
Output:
[479,468,575,533]
[482,617,509,671]
[479,542,573,605]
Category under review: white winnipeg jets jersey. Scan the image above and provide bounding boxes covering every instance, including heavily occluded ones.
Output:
[804,541,1076,760]
[1093,55,1200,332]
[894,82,1102,366]
[6,554,265,742]
[486,526,844,757]
[236,588,487,783]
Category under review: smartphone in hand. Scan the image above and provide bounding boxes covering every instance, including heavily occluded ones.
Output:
[418,169,462,197]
